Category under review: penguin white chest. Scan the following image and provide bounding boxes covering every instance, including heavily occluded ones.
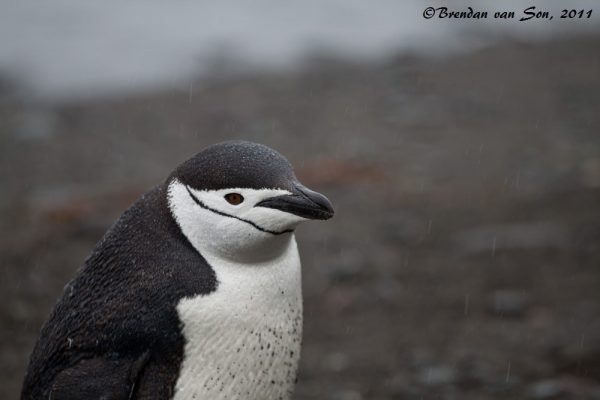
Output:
[173,238,303,400]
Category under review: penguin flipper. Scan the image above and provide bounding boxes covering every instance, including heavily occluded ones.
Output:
[49,351,150,400]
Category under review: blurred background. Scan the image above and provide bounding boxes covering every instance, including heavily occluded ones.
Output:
[1,1,599,399]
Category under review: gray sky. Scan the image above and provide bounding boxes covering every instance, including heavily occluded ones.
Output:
[0,0,597,100]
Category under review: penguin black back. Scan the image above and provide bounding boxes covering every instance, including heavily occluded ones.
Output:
[21,184,217,399]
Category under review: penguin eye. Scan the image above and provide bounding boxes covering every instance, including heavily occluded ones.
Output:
[224,193,244,205]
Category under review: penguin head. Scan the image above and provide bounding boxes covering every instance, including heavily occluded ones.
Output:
[167,141,333,261]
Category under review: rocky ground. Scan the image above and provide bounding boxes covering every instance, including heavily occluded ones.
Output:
[1,35,600,399]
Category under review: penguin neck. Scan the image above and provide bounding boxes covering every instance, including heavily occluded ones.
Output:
[200,231,296,265]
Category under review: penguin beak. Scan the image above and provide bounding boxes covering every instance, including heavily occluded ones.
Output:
[255,182,334,220]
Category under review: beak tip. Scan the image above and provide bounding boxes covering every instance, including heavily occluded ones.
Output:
[322,211,334,220]
[318,199,335,220]
[295,183,334,221]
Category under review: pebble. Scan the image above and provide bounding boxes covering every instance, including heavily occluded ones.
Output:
[488,289,529,317]
[418,365,457,386]
[528,379,564,399]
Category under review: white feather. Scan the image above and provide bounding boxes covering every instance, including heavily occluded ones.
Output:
[168,179,304,400]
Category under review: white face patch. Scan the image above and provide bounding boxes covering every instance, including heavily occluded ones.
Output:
[167,179,308,262]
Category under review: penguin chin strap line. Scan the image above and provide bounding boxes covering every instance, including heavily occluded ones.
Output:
[184,185,293,236]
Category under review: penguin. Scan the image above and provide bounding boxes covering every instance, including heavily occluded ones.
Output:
[21,140,334,400]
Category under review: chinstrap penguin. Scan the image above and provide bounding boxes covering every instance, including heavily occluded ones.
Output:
[21,140,334,400]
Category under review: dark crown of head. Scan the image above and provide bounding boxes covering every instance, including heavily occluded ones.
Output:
[171,141,297,191]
